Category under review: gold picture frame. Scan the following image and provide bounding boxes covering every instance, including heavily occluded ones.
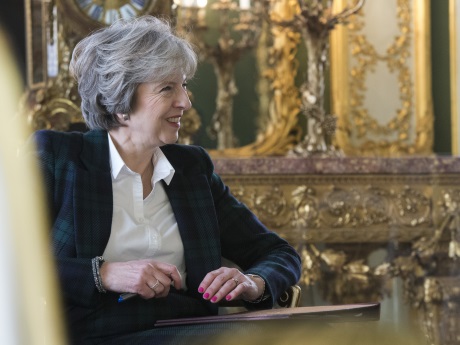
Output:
[451,0,460,155]
[25,0,48,90]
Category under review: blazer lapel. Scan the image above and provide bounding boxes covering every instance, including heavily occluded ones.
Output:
[162,146,221,297]
[73,130,113,258]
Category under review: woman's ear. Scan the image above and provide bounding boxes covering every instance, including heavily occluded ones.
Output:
[117,113,130,121]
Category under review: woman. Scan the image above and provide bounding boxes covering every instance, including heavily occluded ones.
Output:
[35,16,301,344]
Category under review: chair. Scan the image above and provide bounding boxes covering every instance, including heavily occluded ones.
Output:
[277,285,302,308]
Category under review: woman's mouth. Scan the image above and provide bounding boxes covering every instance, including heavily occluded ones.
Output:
[166,116,181,127]
[167,116,181,124]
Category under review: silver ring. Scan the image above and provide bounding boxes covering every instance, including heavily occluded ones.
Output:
[231,278,239,287]
[150,279,160,291]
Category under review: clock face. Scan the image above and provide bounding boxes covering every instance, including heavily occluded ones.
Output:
[59,0,172,39]
[75,0,156,25]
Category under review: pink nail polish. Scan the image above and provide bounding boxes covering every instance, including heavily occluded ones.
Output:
[203,293,209,299]
[226,295,232,301]
[198,287,204,293]
[211,296,217,302]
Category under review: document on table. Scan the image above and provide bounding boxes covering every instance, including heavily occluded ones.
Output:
[154,302,380,327]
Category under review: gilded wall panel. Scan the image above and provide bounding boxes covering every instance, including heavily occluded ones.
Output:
[220,174,441,245]
[330,0,433,156]
[215,157,460,344]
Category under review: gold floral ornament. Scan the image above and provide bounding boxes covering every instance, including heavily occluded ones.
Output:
[28,92,82,131]
[441,190,460,259]
[389,204,460,307]
[300,243,391,304]
[349,0,412,150]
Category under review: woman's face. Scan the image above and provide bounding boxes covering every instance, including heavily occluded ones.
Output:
[127,74,191,147]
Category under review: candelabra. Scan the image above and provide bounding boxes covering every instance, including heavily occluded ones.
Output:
[175,0,263,150]
[269,0,365,157]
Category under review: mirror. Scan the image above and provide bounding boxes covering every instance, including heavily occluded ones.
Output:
[177,0,304,157]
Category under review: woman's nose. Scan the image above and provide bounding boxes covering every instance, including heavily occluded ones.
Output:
[175,89,192,110]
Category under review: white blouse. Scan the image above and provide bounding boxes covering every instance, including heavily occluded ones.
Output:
[103,134,187,288]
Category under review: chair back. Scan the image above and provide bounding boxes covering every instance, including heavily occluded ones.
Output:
[277,285,302,308]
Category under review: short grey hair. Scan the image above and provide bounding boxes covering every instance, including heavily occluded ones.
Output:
[69,15,198,130]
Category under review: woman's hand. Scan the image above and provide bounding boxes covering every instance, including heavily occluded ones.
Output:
[198,267,264,303]
[99,259,182,299]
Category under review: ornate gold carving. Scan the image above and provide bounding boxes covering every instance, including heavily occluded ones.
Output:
[291,186,320,230]
[278,0,365,157]
[320,186,390,227]
[232,184,292,229]
[218,164,460,343]
[385,207,460,345]
[176,1,263,150]
[418,277,460,345]
[395,186,431,226]
[223,175,434,244]
[299,243,390,303]
[215,0,364,157]
[348,0,413,149]
[210,0,302,157]
[439,189,460,259]
[29,96,81,131]
[330,0,433,156]
[26,19,83,131]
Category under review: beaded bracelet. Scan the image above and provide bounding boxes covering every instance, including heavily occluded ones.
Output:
[91,256,106,293]
[245,274,269,303]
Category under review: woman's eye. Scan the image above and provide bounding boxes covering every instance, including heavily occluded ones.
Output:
[182,83,188,89]
[160,86,172,92]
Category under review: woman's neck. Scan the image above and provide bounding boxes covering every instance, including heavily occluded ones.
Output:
[108,130,155,176]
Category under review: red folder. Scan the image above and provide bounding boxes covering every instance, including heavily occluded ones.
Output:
[155,302,380,327]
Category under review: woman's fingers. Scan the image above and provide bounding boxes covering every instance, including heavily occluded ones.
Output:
[100,259,182,299]
[168,269,182,290]
[198,267,249,303]
[147,262,182,292]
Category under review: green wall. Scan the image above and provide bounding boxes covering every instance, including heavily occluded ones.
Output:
[190,52,260,148]
[431,0,452,154]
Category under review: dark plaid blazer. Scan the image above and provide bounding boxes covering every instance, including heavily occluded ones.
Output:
[35,129,301,343]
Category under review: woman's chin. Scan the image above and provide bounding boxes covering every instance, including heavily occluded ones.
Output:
[160,135,179,146]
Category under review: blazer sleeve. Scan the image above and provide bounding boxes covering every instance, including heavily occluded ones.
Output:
[198,148,302,309]
[34,130,103,308]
